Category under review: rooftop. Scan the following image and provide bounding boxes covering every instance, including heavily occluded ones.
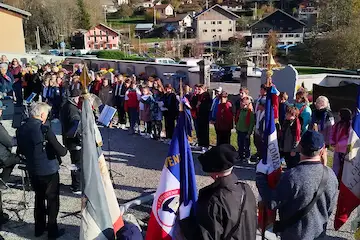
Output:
[0,2,31,18]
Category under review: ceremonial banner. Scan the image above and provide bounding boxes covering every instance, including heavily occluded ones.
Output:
[80,96,124,239]
[146,111,198,240]
[258,86,282,228]
[334,87,360,230]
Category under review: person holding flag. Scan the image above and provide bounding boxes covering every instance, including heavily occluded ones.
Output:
[79,65,124,239]
[146,82,198,240]
[334,87,360,231]
[256,130,338,240]
[180,144,257,240]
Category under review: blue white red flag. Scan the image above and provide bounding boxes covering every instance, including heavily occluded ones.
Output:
[258,85,282,228]
[335,86,360,230]
[146,111,198,239]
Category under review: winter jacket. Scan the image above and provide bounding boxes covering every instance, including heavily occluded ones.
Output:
[215,101,233,131]
[331,122,350,153]
[236,108,255,134]
[99,85,113,106]
[0,71,13,95]
[140,95,151,122]
[280,119,301,153]
[294,103,312,135]
[311,108,335,146]
[125,88,141,110]
[60,99,81,151]
[210,97,220,122]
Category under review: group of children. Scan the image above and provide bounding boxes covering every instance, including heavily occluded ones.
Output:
[221,83,350,178]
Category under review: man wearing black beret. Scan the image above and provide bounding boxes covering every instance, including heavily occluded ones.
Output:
[180,144,257,240]
[60,88,82,194]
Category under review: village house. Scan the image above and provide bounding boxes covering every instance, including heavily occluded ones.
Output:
[250,9,306,49]
[0,3,31,53]
[154,4,174,17]
[194,4,239,43]
[71,23,120,50]
[161,13,193,33]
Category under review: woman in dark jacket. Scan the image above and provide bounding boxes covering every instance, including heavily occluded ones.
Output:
[9,58,23,105]
[163,84,178,140]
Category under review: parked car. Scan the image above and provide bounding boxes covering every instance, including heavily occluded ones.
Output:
[148,58,177,64]
[232,67,242,79]
[221,65,238,81]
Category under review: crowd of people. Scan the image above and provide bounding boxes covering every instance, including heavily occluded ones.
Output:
[0,54,354,240]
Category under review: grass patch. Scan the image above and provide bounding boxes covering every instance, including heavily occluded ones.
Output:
[141,38,172,43]
[295,66,358,76]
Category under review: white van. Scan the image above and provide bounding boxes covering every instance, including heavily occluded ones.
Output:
[178,58,203,67]
[154,58,177,64]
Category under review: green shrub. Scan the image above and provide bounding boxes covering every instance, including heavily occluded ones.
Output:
[96,51,146,61]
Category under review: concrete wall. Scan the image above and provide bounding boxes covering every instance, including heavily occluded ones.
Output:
[0,9,26,53]
[65,57,201,87]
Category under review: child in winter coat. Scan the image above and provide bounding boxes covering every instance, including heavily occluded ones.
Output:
[235,96,255,162]
[140,87,152,138]
[280,106,301,169]
[294,90,312,135]
[215,91,233,145]
[331,108,352,180]
[125,81,141,134]
[150,88,163,140]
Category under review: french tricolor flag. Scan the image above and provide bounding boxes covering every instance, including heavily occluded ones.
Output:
[258,85,282,228]
[146,112,198,239]
[334,86,360,230]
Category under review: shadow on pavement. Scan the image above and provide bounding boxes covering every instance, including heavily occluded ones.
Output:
[1,220,79,240]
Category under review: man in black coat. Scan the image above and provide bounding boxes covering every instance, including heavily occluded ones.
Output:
[60,88,82,194]
[180,144,257,240]
[196,84,212,151]
[0,101,20,186]
[17,102,67,239]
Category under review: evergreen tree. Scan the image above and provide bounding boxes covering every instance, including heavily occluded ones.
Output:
[77,0,91,30]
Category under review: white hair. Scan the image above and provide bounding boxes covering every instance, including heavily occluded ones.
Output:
[316,96,330,109]
[30,102,52,118]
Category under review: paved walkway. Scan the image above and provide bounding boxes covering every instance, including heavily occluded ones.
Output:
[0,120,355,239]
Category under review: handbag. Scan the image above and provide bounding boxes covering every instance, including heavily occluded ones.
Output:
[273,166,329,233]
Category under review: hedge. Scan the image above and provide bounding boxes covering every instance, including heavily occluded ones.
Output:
[96,51,146,61]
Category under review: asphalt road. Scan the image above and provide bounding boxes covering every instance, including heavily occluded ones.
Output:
[0,120,355,239]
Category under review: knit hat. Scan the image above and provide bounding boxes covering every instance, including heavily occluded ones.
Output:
[198,144,237,173]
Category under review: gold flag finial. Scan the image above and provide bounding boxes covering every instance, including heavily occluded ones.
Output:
[80,63,91,95]
[266,46,276,87]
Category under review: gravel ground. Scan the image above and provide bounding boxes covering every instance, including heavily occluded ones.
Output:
[0,120,355,240]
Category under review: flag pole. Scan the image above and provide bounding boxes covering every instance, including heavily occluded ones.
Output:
[261,46,276,240]
[179,78,184,112]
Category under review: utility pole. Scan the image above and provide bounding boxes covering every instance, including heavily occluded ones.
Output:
[206,0,209,9]
[137,36,141,54]
[35,26,41,51]
[153,6,157,25]
[128,25,131,55]
[177,33,181,59]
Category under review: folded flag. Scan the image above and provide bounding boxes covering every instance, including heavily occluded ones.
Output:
[80,95,124,239]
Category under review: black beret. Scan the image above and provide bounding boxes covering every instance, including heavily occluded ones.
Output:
[198,144,237,173]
